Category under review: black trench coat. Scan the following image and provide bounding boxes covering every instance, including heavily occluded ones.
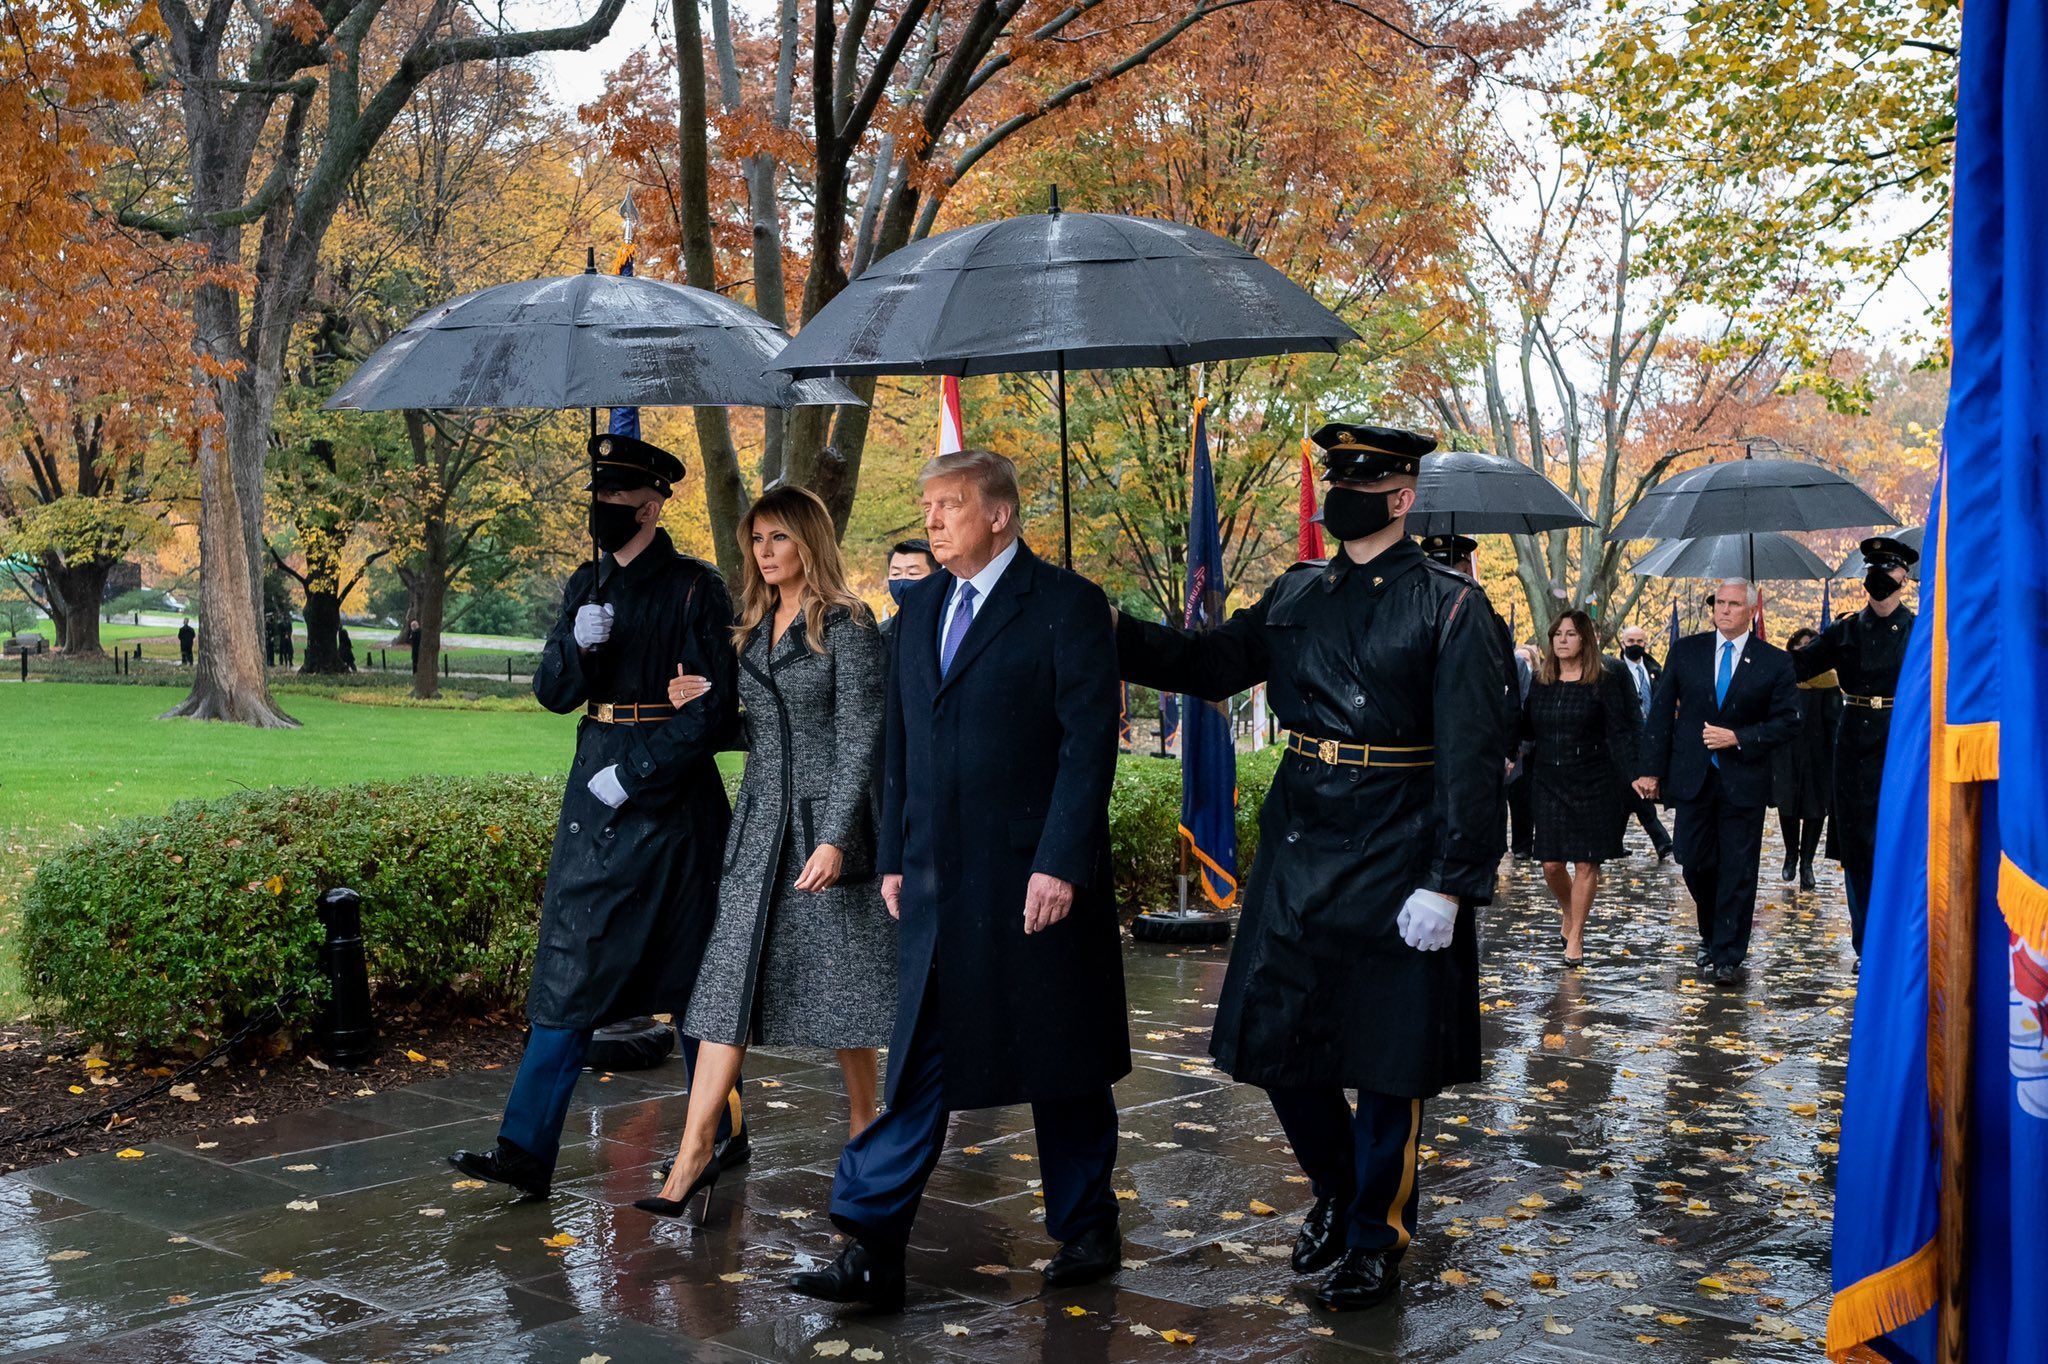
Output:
[1793,604,1914,873]
[527,531,738,1030]
[878,543,1130,1111]
[1118,540,1511,1098]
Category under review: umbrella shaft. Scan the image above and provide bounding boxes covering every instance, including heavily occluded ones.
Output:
[1058,360,1072,569]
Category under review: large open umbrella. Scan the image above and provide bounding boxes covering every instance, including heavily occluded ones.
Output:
[773,190,1356,565]
[1407,451,1593,537]
[1836,524,1926,578]
[327,254,856,598]
[1630,532,1837,581]
[1610,456,1897,584]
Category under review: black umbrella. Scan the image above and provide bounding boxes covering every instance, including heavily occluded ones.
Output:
[326,256,857,603]
[326,269,857,412]
[773,190,1357,565]
[1836,524,1926,578]
[1407,451,1593,537]
[1611,457,1897,541]
[1630,532,1836,582]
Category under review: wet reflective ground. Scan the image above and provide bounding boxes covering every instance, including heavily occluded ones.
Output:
[0,837,1850,1361]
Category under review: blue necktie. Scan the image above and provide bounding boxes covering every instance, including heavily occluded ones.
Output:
[1715,639,1734,706]
[940,582,978,678]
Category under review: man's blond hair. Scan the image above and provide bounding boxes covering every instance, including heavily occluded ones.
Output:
[919,447,1021,517]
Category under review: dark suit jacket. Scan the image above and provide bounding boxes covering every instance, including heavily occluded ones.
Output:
[877,541,1130,1110]
[1640,630,1798,808]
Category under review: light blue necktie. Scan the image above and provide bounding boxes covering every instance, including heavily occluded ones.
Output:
[1715,639,1734,707]
[940,581,978,678]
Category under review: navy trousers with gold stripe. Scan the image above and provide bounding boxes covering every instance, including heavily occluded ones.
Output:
[1266,1087,1424,1255]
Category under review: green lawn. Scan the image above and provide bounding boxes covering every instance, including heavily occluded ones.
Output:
[0,683,584,1014]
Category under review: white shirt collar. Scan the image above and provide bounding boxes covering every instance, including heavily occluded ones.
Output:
[953,537,1020,607]
[1716,628,1751,659]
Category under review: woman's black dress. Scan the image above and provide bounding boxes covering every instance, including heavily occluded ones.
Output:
[1773,670,1840,821]
[1524,656,1641,864]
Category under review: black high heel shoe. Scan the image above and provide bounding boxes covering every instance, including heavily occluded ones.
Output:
[634,1159,720,1224]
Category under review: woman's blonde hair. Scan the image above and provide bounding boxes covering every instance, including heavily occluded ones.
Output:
[1539,608,1601,687]
[731,485,870,653]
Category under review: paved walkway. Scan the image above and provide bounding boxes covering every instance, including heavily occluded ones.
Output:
[0,840,1849,1361]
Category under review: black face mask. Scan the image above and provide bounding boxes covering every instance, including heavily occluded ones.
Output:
[1320,487,1396,542]
[1622,644,1646,661]
[590,500,644,554]
[1864,566,1903,601]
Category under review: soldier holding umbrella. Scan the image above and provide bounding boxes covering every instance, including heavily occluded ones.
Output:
[1115,422,1510,1312]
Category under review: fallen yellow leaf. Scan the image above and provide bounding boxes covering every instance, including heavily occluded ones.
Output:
[540,1233,578,1248]
[259,1270,295,1285]
[115,1148,145,1160]
[1159,1329,1197,1346]
[1248,1199,1277,1215]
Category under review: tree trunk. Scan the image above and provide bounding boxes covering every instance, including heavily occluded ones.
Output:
[411,564,446,701]
[162,411,297,727]
[299,589,346,674]
[674,0,750,582]
[43,557,111,657]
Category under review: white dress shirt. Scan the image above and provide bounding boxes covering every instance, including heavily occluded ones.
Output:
[939,536,1020,652]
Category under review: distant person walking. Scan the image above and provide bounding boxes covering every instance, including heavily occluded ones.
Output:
[1524,610,1640,966]
[177,617,195,666]
[406,619,422,675]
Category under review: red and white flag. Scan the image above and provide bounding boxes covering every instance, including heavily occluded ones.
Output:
[936,376,964,455]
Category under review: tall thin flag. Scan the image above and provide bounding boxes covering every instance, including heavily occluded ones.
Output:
[1298,428,1325,562]
[1819,576,1834,632]
[1827,0,2048,1356]
[1180,398,1238,909]
[608,244,641,441]
[1666,597,1681,656]
[936,376,964,455]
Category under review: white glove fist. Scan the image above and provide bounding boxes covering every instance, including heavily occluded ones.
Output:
[1397,888,1458,952]
[587,763,628,809]
[573,603,614,649]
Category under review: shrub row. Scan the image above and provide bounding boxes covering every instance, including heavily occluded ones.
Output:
[22,751,1285,1051]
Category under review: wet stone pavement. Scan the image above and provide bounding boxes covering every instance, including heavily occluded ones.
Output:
[0,831,1852,1362]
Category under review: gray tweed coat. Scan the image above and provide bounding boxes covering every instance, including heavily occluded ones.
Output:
[683,605,896,1047]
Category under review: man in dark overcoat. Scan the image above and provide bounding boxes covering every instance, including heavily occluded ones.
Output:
[791,449,1128,1310]
[1117,424,1511,1313]
[1635,578,1799,986]
[1791,535,1917,954]
[450,434,739,1198]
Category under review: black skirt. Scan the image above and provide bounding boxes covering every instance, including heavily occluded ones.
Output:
[1527,678,1630,863]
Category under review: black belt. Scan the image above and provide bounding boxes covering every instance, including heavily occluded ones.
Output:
[1286,732,1435,768]
[1842,693,1894,710]
[586,701,677,724]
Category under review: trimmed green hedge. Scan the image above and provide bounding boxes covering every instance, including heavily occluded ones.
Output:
[22,751,1287,1050]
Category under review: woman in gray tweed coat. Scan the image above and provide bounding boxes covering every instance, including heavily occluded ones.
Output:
[638,485,895,1220]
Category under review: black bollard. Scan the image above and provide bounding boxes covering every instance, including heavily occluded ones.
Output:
[313,888,377,1067]
[19,651,27,682]
[443,652,450,678]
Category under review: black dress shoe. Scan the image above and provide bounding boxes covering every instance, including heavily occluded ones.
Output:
[787,1240,905,1312]
[1315,1248,1400,1312]
[447,1140,550,1199]
[633,1159,720,1223]
[1799,860,1818,891]
[1044,1224,1123,1287]
[1779,855,1798,883]
[1695,948,1713,971]
[1292,1196,1344,1273]
[1713,964,1739,988]
[1657,846,1675,865]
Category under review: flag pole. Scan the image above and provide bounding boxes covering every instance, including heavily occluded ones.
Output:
[1938,780,1981,1364]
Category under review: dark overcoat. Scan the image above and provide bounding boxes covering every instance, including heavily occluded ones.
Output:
[528,531,737,1030]
[1117,540,1511,1099]
[878,542,1130,1110]
[1793,605,1913,873]
[1639,630,1798,810]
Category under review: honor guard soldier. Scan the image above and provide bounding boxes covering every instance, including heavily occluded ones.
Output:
[1791,534,1918,956]
[1116,422,1509,1312]
[1418,533,1480,576]
[451,434,744,1197]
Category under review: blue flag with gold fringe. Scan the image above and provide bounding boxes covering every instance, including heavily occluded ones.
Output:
[1828,0,2048,1355]
[1178,399,1237,908]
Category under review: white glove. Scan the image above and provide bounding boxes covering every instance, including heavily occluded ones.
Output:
[587,763,629,809]
[1397,888,1458,952]
[573,603,614,649]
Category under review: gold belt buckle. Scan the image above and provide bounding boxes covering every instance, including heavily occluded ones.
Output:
[1318,738,1340,765]
[594,702,616,722]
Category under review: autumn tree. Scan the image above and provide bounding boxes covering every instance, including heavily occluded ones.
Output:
[586,0,1538,564]
[114,0,626,726]
[1567,0,1958,389]
[0,3,196,656]
[265,428,385,673]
